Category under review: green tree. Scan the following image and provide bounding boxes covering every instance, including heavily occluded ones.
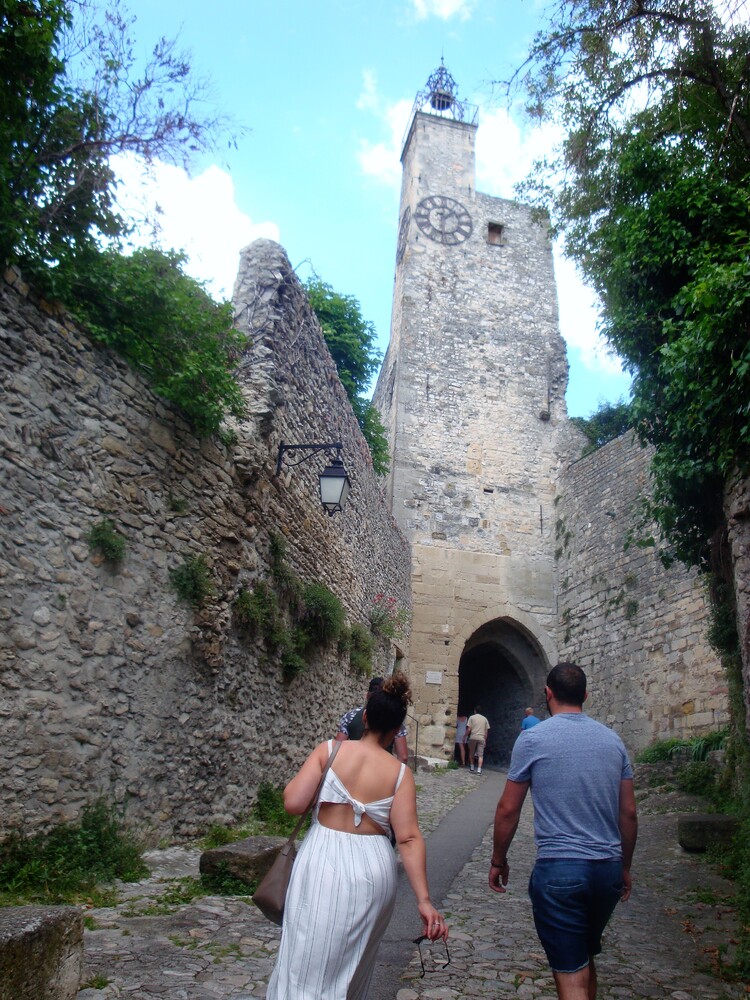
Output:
[505,0,750,567]
[0,1,244,436]
[570,399,633,455]
[62,247,246,436]
[305,277,390,475]
[0,0,117,272]
[0,0,230,279]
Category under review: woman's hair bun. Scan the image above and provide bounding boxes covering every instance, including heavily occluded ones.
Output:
[382,672,412,706]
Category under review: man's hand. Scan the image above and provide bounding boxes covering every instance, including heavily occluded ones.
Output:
[621,868,632,901]
[488,859,509,893]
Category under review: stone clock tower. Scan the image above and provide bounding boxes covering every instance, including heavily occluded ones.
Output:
[373,63,576,764]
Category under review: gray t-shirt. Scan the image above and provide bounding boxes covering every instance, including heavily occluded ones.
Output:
[508,712,633,861]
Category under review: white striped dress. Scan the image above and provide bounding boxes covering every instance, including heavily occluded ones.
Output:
[266,742,406,999]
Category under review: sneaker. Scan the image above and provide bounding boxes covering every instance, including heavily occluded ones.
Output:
[477,769,482,775]
[469,766,475,772]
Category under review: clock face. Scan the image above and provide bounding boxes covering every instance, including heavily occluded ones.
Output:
[414,195,472,245]
[396,206,411,263]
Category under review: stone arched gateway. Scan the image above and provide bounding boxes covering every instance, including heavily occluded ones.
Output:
[456,611,553,766]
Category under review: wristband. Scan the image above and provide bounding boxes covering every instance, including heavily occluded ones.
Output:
[490,858,507,867]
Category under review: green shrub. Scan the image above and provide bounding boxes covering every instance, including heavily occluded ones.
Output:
[338,625,352,656]
[254,782,308,837]
[233,583,284,647]
[169,555,215,607]
[636,729,729,764]
[200,862,254,896]
[349,624,374,676]
[368,594,411,641]
[0,800,146,905]
[200,824,239,849]
[269,532,298,598]
[298,582,345,647]
[62,248,247,438]
[719,814,750,978]
[86,518,126,564]
[677,760,717,796]
[281,638,307,682]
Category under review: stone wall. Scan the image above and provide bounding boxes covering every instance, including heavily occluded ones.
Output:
[556,433,728,749]
[0,239,411,839]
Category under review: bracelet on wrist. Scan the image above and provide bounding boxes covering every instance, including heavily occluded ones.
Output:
[490,858,507,867]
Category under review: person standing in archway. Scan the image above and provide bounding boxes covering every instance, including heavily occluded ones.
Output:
[454,712,468,766]
[521,707,541,731]
[466,705,490,775]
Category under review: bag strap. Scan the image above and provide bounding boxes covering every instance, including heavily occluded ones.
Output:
[283,741,341,847]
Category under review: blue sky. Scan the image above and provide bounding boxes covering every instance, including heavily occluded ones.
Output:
[111,0,632,418]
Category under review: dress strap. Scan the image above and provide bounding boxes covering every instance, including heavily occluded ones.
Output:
[394,762,407,794]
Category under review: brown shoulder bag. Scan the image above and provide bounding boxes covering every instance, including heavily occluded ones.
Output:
[253,741,341,925]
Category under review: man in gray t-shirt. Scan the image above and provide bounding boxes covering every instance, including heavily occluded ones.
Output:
[488,663,638,1000]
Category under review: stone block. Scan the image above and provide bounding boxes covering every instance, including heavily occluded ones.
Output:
[199,835,288,886]
[0,905,83,1000]
[677,813,739,852]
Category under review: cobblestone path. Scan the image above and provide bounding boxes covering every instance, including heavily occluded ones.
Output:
[78,769,745,1000]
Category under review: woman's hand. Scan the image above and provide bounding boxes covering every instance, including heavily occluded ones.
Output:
[418,901,449,942]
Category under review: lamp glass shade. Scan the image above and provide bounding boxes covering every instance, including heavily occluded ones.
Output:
[319,459,351,514]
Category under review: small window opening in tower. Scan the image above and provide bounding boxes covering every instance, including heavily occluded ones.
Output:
[483,487,494,494]
[487,223,505,245]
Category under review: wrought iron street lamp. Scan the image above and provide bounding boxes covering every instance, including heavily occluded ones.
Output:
[276,441,351,516]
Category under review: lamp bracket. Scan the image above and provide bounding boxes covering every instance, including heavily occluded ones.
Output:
[276,441,343,476]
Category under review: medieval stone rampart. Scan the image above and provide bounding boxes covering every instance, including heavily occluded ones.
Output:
[0,239,410,839]
[556,433,728,748]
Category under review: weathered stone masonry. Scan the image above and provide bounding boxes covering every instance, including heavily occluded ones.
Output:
[556,432,728,745]
[0,239,411,839]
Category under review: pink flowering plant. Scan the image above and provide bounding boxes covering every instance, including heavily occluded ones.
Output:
[369,594,411,641]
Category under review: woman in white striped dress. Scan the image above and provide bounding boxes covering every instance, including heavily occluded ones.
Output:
[266,673,448,999]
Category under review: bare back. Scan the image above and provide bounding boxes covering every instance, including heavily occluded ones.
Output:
[317,739,404,836]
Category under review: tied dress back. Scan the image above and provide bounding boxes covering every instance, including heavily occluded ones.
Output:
[266,740,407,1000]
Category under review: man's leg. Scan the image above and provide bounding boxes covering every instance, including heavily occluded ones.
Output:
[477,745,484,773]
[551,965,591,1000]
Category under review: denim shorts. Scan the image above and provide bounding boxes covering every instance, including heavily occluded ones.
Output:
[528,858,623,973]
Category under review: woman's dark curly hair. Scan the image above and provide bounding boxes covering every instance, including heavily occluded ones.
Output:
[365,672,412,734]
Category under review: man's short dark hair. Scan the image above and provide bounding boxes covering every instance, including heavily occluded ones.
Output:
[547,662,587,707]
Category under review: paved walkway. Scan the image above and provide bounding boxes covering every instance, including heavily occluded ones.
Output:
[78,768,745,1000]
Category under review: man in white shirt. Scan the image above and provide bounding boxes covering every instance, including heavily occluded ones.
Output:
[466,706,490,774]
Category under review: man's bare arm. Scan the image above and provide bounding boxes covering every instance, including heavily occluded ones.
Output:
[489,779,529,893]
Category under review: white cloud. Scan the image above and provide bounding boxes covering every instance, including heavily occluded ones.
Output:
[356,69,380,112]
[553,251,625,376]
[356,86,413,187]
[408,0,475,19]
[111,153,279,300]
[473,111,626,378]
[474,107,558,199]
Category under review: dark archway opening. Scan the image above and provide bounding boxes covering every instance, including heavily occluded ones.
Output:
[458,619,548,767]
